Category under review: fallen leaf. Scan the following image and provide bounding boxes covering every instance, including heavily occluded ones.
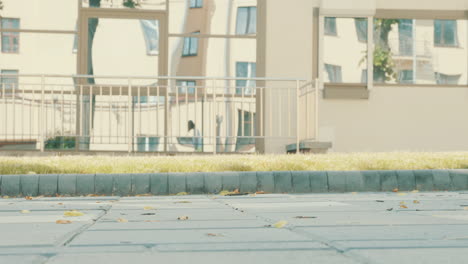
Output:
[351,192,357,195]
[400,205,408,209]
[141,213,156,216]
[143,206,155,210]
[20,210,31,214]
[399,201,406,205]
[386,208,393,211]
[206,233,224,237]
[135,194,152,197]
[177,216,189,220]
[392,188,399,192]
[117,218,128,223]
[272,220,288,228]
[174,201,192,204]
[413,200,420,204]
[411,190,419,193]
[376,200,385,202]
[2,196,9,199]
[464,207,468,211]
[64,210,84,217]
[255,191,266,194]
[144,220,160,222]
[397,193,407,196]
[56,219,72,224]
[58,203,64,205]
[294,216,317,219]
[25,196,33,200]
[176,192,188,196]
[219,189,243,196]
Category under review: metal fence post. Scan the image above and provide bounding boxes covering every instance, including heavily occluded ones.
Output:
[315,78,319,141]
[212,79,217,155]
[128,78,133,153]
[296,80,300,154]
[40,75,45,152]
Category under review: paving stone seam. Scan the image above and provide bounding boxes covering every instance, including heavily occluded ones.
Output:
[0,169,467,197]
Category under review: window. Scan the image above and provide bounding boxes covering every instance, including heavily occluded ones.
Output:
[398,70,413,84]
[190,0,203,8]
[0,70,19,90]
[236,62,256,95]
[177,80,196,94]
[354,18,367,42]
[236,7,256,35]
[325,17,337,36]
[435,73,461,85]
[434,20,458,46]
[182,32,199,56]
[137,137,159,152]
[140,20,159,55]
[325,64,342,83]
[398,19,413,55]
[236,110,256,151]
[1,18,20,53]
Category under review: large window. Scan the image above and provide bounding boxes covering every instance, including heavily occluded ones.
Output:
[1,18,20,53]
[182,32,199,56]
[434,20,458,47]
[190,0,203,8]
[398,19,413,56]
[323,17,367,84]
[0,70,19,90]
[236,7,257,35]
[177,80,196,94]
[236,62,256,95]
[140,20,159,55]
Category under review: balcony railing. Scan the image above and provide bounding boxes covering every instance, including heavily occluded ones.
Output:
[0,74,318,154]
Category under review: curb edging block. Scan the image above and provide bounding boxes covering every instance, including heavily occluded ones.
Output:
[309,171,328,193]
[168,173,187,195]
[274,171,293,193]
[150,173,168,195]
[132,174,150,195]
[256,171,274,193]
[432,170,451,191]
[186,172,205,194]
[1,175,20,196]
[346,171,364,192]
[239,172,257,193]
[449,170,468,191]
[204,173,222,194]
[328,171,346,193]
[413,170,434,191]
[291,171,311,193]
[396,170,415,191]
[20,175,39,197]
[38,174,58,196]
[361,171,380,191]
[379,170,398,192]
[58,174,77,196]
[221,172,240,191]
[113,174,132,196]
[76,174,95,196]
[95,174,113,196]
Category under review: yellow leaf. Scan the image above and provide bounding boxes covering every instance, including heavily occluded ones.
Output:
[219,189,240,196]
[399,201,405,205]
[64,210,84,217]
[273,220,288,228]
[2,196,9,199]
[392,188,399,193]
[177,216,189,220]
[176,192,188,196]
[117,218,128,223]
[397,193,407,196]
[143,206,155,210]
[464,207,468,211]
[413,200,420,204]
[20,210,31,214]
[351,192,357,195]
[411,190,419,193]
[174,201,191,204]
[56,219,72,224]
[25,196,33,200]
[400,205,408,209]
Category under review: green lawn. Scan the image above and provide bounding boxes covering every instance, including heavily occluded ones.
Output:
[1,152,468,175]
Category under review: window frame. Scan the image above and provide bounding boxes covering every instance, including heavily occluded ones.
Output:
[236,6,257,35]
[176,80,197,94]
[1,17,20,54]
[324,17,337,36]
[189,0,203,8]
[0,69,19,90]
[434,19,459,47]
[235,61,256,95]
[182,31,199,57]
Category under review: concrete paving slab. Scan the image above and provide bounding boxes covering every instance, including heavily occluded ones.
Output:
[75,174,95,196]
[379,171,398,192]
[186,172,205,194]
[274,171,293,193]
[95,174,113,196]
[168,173,187,195]
[132,174,150,195]
[256,171,274,193]
[113,174,132,196]
[328,171,346,192]
[20,175,39,197]
[310,171,329,192]
[221,172,240,191]
[349,248,468,264]
[58,174,77,196]
[432,170,451,191]
[204,173,222,194]
[239,172,257,193]
[38,174,58,196]
[396,170,415,191]
[414,170,434,191]
[291,171,311,193]
[1,175,20,196]
[0,255,47,264]
[150,173,168,195]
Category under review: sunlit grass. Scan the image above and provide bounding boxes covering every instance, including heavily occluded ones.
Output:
[1,152,468,175]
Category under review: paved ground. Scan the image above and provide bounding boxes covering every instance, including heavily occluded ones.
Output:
[1,192,468,264]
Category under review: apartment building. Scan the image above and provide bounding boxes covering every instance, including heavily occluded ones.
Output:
[0,0,467,153]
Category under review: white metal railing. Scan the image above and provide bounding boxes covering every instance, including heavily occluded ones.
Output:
[0,74,318,154]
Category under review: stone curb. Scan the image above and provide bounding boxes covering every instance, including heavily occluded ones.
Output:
[1,169,467,197]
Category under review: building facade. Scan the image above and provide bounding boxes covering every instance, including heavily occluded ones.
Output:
[0,0,468,153]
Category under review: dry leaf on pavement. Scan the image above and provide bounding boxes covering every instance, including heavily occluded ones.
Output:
[272,220,288,228]
[177,216,189,220]
[397,193,407,196]
[117,218,129,223]
[206,233,224,237]
[143,206,155,210]
[56,219,72,224]
[25,196,33,200]
[176,192,188,196]
[413,200,420,204]
[64,210,84,217]
[20,210,31,214]
[411,190,419,193]
[464,207,468,211]
[400,205,408,209]
[294,216,317,219]
[392,188,399,192]
[174,201,192,204]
